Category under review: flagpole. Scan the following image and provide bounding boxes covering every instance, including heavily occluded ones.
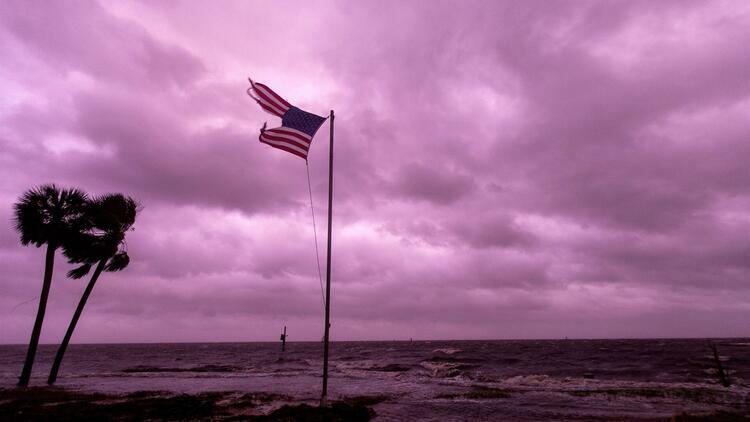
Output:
[321,110,334,405]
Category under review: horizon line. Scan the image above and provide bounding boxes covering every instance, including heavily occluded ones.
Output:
[1,335,748,347]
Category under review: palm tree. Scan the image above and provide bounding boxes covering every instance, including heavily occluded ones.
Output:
[13,184,89,387]
[47,194,138,385]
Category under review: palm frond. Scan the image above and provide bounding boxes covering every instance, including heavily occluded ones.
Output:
[59,192,138,274]
[88,194,138,233]
[67,263,93,279]
[62,232,106,263]
[13,184,89,248]
[105,252,130,272]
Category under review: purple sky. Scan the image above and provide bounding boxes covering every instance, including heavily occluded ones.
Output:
[1,1,749,343]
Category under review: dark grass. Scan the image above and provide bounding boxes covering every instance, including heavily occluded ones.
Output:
[339,394,390,407]
[244,402,374,422]
[436,386,513,400]
[0,388,381,421]
[0,388,219,421]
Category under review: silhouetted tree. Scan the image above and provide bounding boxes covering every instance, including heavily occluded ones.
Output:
[13,185,89,387]
[47,194,138,385]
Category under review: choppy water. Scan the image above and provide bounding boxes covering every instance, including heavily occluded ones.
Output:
[1,339,749,420]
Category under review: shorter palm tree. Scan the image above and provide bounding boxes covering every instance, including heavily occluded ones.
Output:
[47,194,138,385]
[14,184,88,387]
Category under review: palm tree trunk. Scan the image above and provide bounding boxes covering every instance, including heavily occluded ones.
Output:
[47,259,106,385]
[18,243,56,387]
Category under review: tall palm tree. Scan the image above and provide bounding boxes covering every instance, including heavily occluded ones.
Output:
[47,194,138,385]
[13,184,89,387]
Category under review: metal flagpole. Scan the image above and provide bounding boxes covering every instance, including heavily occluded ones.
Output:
[321,110,334,405]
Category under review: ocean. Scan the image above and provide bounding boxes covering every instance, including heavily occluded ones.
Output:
[1,339,749,420]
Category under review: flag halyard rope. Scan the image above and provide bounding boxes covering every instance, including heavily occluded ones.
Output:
[306,162,327,310]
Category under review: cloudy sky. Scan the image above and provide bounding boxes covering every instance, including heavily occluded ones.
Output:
[1,1,749,343]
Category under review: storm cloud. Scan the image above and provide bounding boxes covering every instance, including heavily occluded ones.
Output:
[1,0,749,343]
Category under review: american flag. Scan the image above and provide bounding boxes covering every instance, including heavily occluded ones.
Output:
[247,79,327,160]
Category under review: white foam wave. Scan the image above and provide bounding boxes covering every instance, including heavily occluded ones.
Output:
[432,348,461,355]
[494,374,750,397]
[420,361,462,378]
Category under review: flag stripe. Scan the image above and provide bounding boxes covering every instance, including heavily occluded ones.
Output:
[258,103,284,117]
[256,97,286,117]
[254,83,292,109]
[264,127,312,146]
[254,84,291,114]
[260,137,308,159]
[271,126,314,141]
[261,131,310,150]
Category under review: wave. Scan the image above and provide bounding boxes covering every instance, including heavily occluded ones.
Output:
[334,360,411,373]
[479,373,750,398]
[432,348,461,355]
[420,361,464,378]
[122,365,244,373]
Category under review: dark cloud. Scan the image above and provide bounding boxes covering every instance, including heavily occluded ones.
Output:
[391,163,475,205]
[1,1,749,342]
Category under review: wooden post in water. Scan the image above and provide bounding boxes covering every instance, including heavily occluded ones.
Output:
[710,343,731,387]
[321,110,334,405]
[280,326,287,352]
